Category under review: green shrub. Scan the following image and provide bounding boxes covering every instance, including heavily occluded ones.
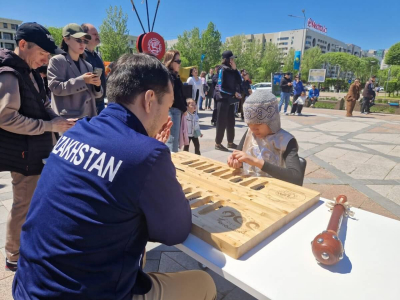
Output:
[315,102,335,109]
[370,106,396,114]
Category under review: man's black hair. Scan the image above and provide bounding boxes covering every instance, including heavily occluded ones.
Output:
[107,53,173,105]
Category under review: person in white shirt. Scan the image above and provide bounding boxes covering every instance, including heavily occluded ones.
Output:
[184,99,203,155]
[290,91,306,116]
[186,68,205,110]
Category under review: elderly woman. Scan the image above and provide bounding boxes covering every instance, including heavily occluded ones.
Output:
[227,89,303,186]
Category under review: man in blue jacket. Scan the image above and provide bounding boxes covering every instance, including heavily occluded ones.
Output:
[13,53,216,300]
[292,75,305,104]
[308,85,319,107]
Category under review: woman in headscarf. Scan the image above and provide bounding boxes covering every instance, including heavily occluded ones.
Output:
[227,89,303,186]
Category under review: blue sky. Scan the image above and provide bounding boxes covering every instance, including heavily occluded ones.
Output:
[3,0,399,50]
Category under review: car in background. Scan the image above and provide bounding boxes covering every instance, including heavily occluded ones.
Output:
[252,82,272,91]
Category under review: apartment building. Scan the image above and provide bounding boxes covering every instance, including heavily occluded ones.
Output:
[0,17,23,51]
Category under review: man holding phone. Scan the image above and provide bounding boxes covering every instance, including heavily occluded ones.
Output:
[82,23,106,114]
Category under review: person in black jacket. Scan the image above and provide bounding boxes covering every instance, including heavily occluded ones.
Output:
[214,51,242,151]
[279,72,293,114]
[163,50,187,152]
[240,70,252,121]
[211,65,220,126]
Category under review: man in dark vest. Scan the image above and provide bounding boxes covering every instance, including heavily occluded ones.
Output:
[0,22,76,271]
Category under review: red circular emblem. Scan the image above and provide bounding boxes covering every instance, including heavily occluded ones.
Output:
[141,32,166,60]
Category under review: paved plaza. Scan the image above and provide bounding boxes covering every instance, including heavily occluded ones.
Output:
[1,107,400,299]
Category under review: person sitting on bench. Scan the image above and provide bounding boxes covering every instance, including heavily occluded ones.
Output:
[227,89,304,186]
[308,85,319,107]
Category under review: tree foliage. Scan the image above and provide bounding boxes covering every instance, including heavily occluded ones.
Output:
[256,42,281,82]
[99,6,130,62]
[356,57,380,81]
[385,42,400,66]
[175,27,202,68]
[319,52,360,79]
[200,22,222,72]
[282,49,295,75]
[46,26,63,48]
[301,47,323,81]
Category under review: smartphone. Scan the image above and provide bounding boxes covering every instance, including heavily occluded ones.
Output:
[93,67,103,77]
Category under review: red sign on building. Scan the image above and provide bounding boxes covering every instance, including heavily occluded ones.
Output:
[307,18,327,34]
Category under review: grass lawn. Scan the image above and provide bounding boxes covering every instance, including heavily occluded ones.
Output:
[376,94,400,101]
[370,106,396,114]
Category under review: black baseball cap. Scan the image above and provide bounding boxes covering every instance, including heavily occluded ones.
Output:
[15,22,64,54]
[285,72,291,76]
[222,50,237,59]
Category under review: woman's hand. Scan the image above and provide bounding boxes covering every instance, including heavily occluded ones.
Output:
[83,73,101,86]
[227,154,242,169]
[232,151,264,169]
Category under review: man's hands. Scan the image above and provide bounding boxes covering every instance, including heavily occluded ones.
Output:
[156,116,173,144]
[229,150,264,169]
[51,117,76,132]
[83,73,101,86]
[288,82,293,86]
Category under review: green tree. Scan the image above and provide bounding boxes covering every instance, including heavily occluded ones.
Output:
[46,26,63,47]
[99,6,130,62]
[282,49,296,75]
[200,22,222,72]
[320,52,360,79]
[256,42,281,82]
[242,39,264,81]
[175,27,202,68]
[385,42,400,65]
[301,47,323,82]
[357,57,380,82]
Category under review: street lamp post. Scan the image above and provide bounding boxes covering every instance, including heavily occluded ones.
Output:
[288,9,306,78]
[369,61,377,78]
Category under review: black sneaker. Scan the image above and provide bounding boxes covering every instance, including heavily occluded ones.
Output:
[227,143,237,149]
[5,258,17,272]
[215,144,229,151]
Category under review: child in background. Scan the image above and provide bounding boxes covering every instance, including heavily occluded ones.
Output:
[184,99,203,155]
[291,91,306,116]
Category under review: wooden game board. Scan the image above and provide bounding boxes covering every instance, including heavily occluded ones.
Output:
[172,152,320,259]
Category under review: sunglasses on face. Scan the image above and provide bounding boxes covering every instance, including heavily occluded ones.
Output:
[174,59,182,64]
[74,38,89,45]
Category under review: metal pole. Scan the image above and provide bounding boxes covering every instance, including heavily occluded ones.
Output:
[299,9,306,79]
[145,0,151,32]
[151,0,161,32]
[130,0,146,34]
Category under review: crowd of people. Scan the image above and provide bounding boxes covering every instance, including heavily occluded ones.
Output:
[0,19,378,300]
[166,50,254,154]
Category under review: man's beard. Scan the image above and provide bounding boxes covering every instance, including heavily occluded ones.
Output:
[148,108,162,138]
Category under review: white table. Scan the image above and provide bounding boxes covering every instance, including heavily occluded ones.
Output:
[176,198,400,300]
